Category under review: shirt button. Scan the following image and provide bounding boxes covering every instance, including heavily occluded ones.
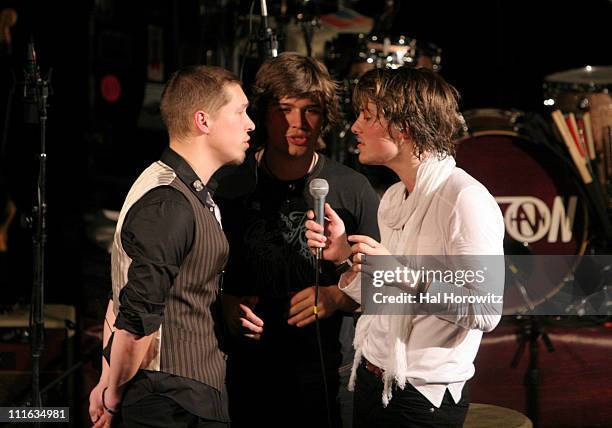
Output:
[429,407,435,413]
[192,179,204,191]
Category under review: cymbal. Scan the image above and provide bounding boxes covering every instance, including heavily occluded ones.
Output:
[545,66,612,88]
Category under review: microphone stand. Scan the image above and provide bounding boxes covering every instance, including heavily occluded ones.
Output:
[257,0,279,60]
[294,0,320,58]
[23,39,51,426]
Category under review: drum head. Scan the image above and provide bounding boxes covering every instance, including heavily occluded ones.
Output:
[455,109,589,313]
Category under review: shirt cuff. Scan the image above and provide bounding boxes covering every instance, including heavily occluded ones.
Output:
[339,272,361,304]
[115,306,163,337]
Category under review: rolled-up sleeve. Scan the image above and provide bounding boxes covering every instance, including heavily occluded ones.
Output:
[114,186,194,336]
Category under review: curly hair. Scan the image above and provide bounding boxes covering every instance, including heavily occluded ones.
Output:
[353,67,461,159]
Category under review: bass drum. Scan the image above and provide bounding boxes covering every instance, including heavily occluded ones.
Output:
[455,109,589,314]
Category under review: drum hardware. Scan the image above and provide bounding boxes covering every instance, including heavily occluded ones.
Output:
[504,241,537,312]
[510,316,555,428]
[456,111,470,139]
[294,0,321,57]
[565,262,612,317]
[565,285,612,317]
[349,33,442,76]
[324,31,442,81]
[510,257,612,425]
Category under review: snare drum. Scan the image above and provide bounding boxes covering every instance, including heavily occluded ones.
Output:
[455,109,589,313]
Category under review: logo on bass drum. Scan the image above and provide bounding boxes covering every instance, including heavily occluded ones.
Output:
[496,196,578,243]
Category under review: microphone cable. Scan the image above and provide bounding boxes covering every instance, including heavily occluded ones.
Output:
[314,247,333,428]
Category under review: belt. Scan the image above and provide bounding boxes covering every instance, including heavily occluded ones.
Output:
[363,358,384,380]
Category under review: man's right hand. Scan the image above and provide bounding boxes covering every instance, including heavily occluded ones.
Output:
[88,381,105,425]
[305,203,352,265]
[222,294,264,340]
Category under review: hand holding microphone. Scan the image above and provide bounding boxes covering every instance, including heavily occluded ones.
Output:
[306,179,352,265]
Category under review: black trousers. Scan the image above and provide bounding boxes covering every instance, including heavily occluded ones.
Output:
[121,394,228,428]
[353,361,469,428]
[227,357,342,428]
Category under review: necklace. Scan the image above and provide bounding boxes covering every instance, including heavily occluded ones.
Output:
[259,150,318,180]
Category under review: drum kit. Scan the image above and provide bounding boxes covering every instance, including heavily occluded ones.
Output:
[322,22,612,318]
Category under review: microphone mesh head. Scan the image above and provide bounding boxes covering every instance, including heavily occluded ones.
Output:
[309,178,329,198]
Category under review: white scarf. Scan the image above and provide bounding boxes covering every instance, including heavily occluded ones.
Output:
[348,154,456,406]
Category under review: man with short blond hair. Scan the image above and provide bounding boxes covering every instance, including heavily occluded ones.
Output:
[88,65,255,428]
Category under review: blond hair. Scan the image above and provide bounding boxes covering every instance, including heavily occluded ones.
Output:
[160,65,241,140]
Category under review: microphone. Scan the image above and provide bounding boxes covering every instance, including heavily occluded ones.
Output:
[258,0,278,58]
[260,0,268,29]
[23,37,41,123]
[309,178,329,260]
[25,38,40,92]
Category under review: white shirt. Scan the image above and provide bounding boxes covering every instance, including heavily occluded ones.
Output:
[341,167,504,408]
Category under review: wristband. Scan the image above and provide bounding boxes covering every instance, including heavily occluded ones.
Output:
[416,277,431,295]
[335,258,353,275]
[102,387,120,415]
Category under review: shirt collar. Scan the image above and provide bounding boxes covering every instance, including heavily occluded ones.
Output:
[160,147,216,209]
